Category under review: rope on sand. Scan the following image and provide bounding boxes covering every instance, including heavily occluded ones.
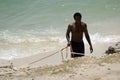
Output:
[28,46,68,66]
[0,46,68,76]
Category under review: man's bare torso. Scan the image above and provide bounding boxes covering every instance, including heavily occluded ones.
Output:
[69,22,86,42]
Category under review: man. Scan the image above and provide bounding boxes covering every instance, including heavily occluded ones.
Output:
[66,12,93,58]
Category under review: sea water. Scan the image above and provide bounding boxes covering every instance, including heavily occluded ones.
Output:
[0,0,120,60]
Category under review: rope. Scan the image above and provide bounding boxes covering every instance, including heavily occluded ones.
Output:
[71,52,84,56]
[61,51,64,61]
[66,47,68,58]
[29,46,68,66]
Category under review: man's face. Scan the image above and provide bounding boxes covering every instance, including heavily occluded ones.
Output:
[74,16,81,23]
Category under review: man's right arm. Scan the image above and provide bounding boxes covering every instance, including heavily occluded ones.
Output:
[66,24,71,46]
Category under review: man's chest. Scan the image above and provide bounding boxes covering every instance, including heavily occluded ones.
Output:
[72,26,84,33]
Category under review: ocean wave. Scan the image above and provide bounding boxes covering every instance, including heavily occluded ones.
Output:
[90,33,120,43]
[0,30,120,44]
[0,30,120,60]
[0,30,64,44]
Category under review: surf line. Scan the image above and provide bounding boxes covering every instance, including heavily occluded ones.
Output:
[28,46,69,66]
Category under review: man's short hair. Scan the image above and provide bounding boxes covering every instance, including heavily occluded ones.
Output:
[73,12,82,19]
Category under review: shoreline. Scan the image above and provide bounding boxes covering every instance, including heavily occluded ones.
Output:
[0,42,117,68]
[0,45,69,68]
[0,42,120,80]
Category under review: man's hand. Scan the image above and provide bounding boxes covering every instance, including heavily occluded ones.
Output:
[90,46,93,53]
[67,42,71,47]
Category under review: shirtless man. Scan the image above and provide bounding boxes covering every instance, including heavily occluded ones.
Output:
[66,12,93,58]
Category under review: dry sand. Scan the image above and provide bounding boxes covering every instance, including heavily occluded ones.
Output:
[0,52,120,80]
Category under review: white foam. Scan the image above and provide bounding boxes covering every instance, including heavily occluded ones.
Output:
[0,30,65,44]
[0,30,120,60]
[89,33,120,44]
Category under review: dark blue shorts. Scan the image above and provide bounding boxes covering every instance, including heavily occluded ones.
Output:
[71,41,85,58]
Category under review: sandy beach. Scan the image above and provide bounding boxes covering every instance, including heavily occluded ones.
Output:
[0,0,120,80]
[0,50,120,80]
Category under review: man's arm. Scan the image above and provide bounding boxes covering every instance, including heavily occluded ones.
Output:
[84,24,93,53]
[66,24,71,46]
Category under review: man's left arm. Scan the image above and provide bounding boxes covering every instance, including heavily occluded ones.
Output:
[84,24,93,53]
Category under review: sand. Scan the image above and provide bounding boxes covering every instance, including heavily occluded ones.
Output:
[0,52,120,80]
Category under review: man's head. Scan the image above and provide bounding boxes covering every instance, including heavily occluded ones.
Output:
[73,12,82,22]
